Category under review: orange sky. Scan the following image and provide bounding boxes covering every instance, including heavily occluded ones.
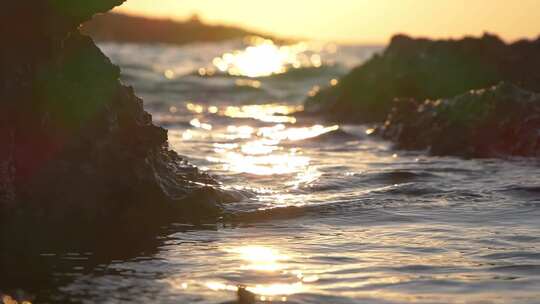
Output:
[115,0,540,44]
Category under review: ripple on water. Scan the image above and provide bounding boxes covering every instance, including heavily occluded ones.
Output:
[35,42,540,304]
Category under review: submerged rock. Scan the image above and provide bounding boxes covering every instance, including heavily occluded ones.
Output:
[0,0,234,234]
[306,33,540,123]
[380,83,540,158]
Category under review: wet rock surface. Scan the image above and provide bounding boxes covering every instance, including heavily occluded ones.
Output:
[306,33,540,123]
[0,1,234,236]
[379,83,540,158]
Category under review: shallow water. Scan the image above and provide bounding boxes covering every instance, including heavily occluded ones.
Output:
[15,39,540,303]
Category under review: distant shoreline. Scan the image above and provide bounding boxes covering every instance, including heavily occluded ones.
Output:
[81,12,286,46]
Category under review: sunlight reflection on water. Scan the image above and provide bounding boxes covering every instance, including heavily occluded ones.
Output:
[208,149,311,176]
[207,122,333,175]
[55,40,540,304]
[229,246,288,272]
[179,103,339,177]
[164,245,310,301]
[186,102,304,124]
[210,245,307,299]
[212,36,323,78]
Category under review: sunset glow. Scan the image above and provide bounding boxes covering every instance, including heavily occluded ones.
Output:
[115,0,540,43]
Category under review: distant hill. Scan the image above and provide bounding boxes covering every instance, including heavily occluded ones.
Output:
[81,13,276,45]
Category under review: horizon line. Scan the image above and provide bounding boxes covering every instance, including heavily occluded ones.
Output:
[110,9,540,46]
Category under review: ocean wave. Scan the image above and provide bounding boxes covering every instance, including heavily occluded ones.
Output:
[501,185,540,196]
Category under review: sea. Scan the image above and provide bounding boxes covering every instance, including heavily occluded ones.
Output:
[18,37,540,303]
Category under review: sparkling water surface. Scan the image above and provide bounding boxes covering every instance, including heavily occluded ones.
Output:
[33,38,540,303]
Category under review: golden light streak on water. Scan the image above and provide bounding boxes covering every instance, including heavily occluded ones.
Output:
[189,118,212,130]
[248,282,304,297]
[212,37,322,78]
[186,102,204,114]
[164,69,175,79]
[198,246,308,298]
[181,104,340,176]
[210,152,310,175]
[222,104,302,124]
[227,245,289,272]
[185,103,303,124]
[259,124,339,141]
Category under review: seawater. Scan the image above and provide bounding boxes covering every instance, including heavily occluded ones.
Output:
[32,38,540,303]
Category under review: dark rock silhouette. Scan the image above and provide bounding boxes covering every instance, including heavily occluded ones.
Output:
[380,83,540,158]
[306,33,540,123]
[0,0,235,238]
[82,12,275,45]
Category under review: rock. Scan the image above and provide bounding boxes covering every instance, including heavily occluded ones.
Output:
[306,33,540,123]
[237,286,257,304]
[0,0,235,235]
[380,83,540,158]
[0,129,15,208]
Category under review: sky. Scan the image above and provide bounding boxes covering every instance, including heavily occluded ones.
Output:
[114,0,540,44]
